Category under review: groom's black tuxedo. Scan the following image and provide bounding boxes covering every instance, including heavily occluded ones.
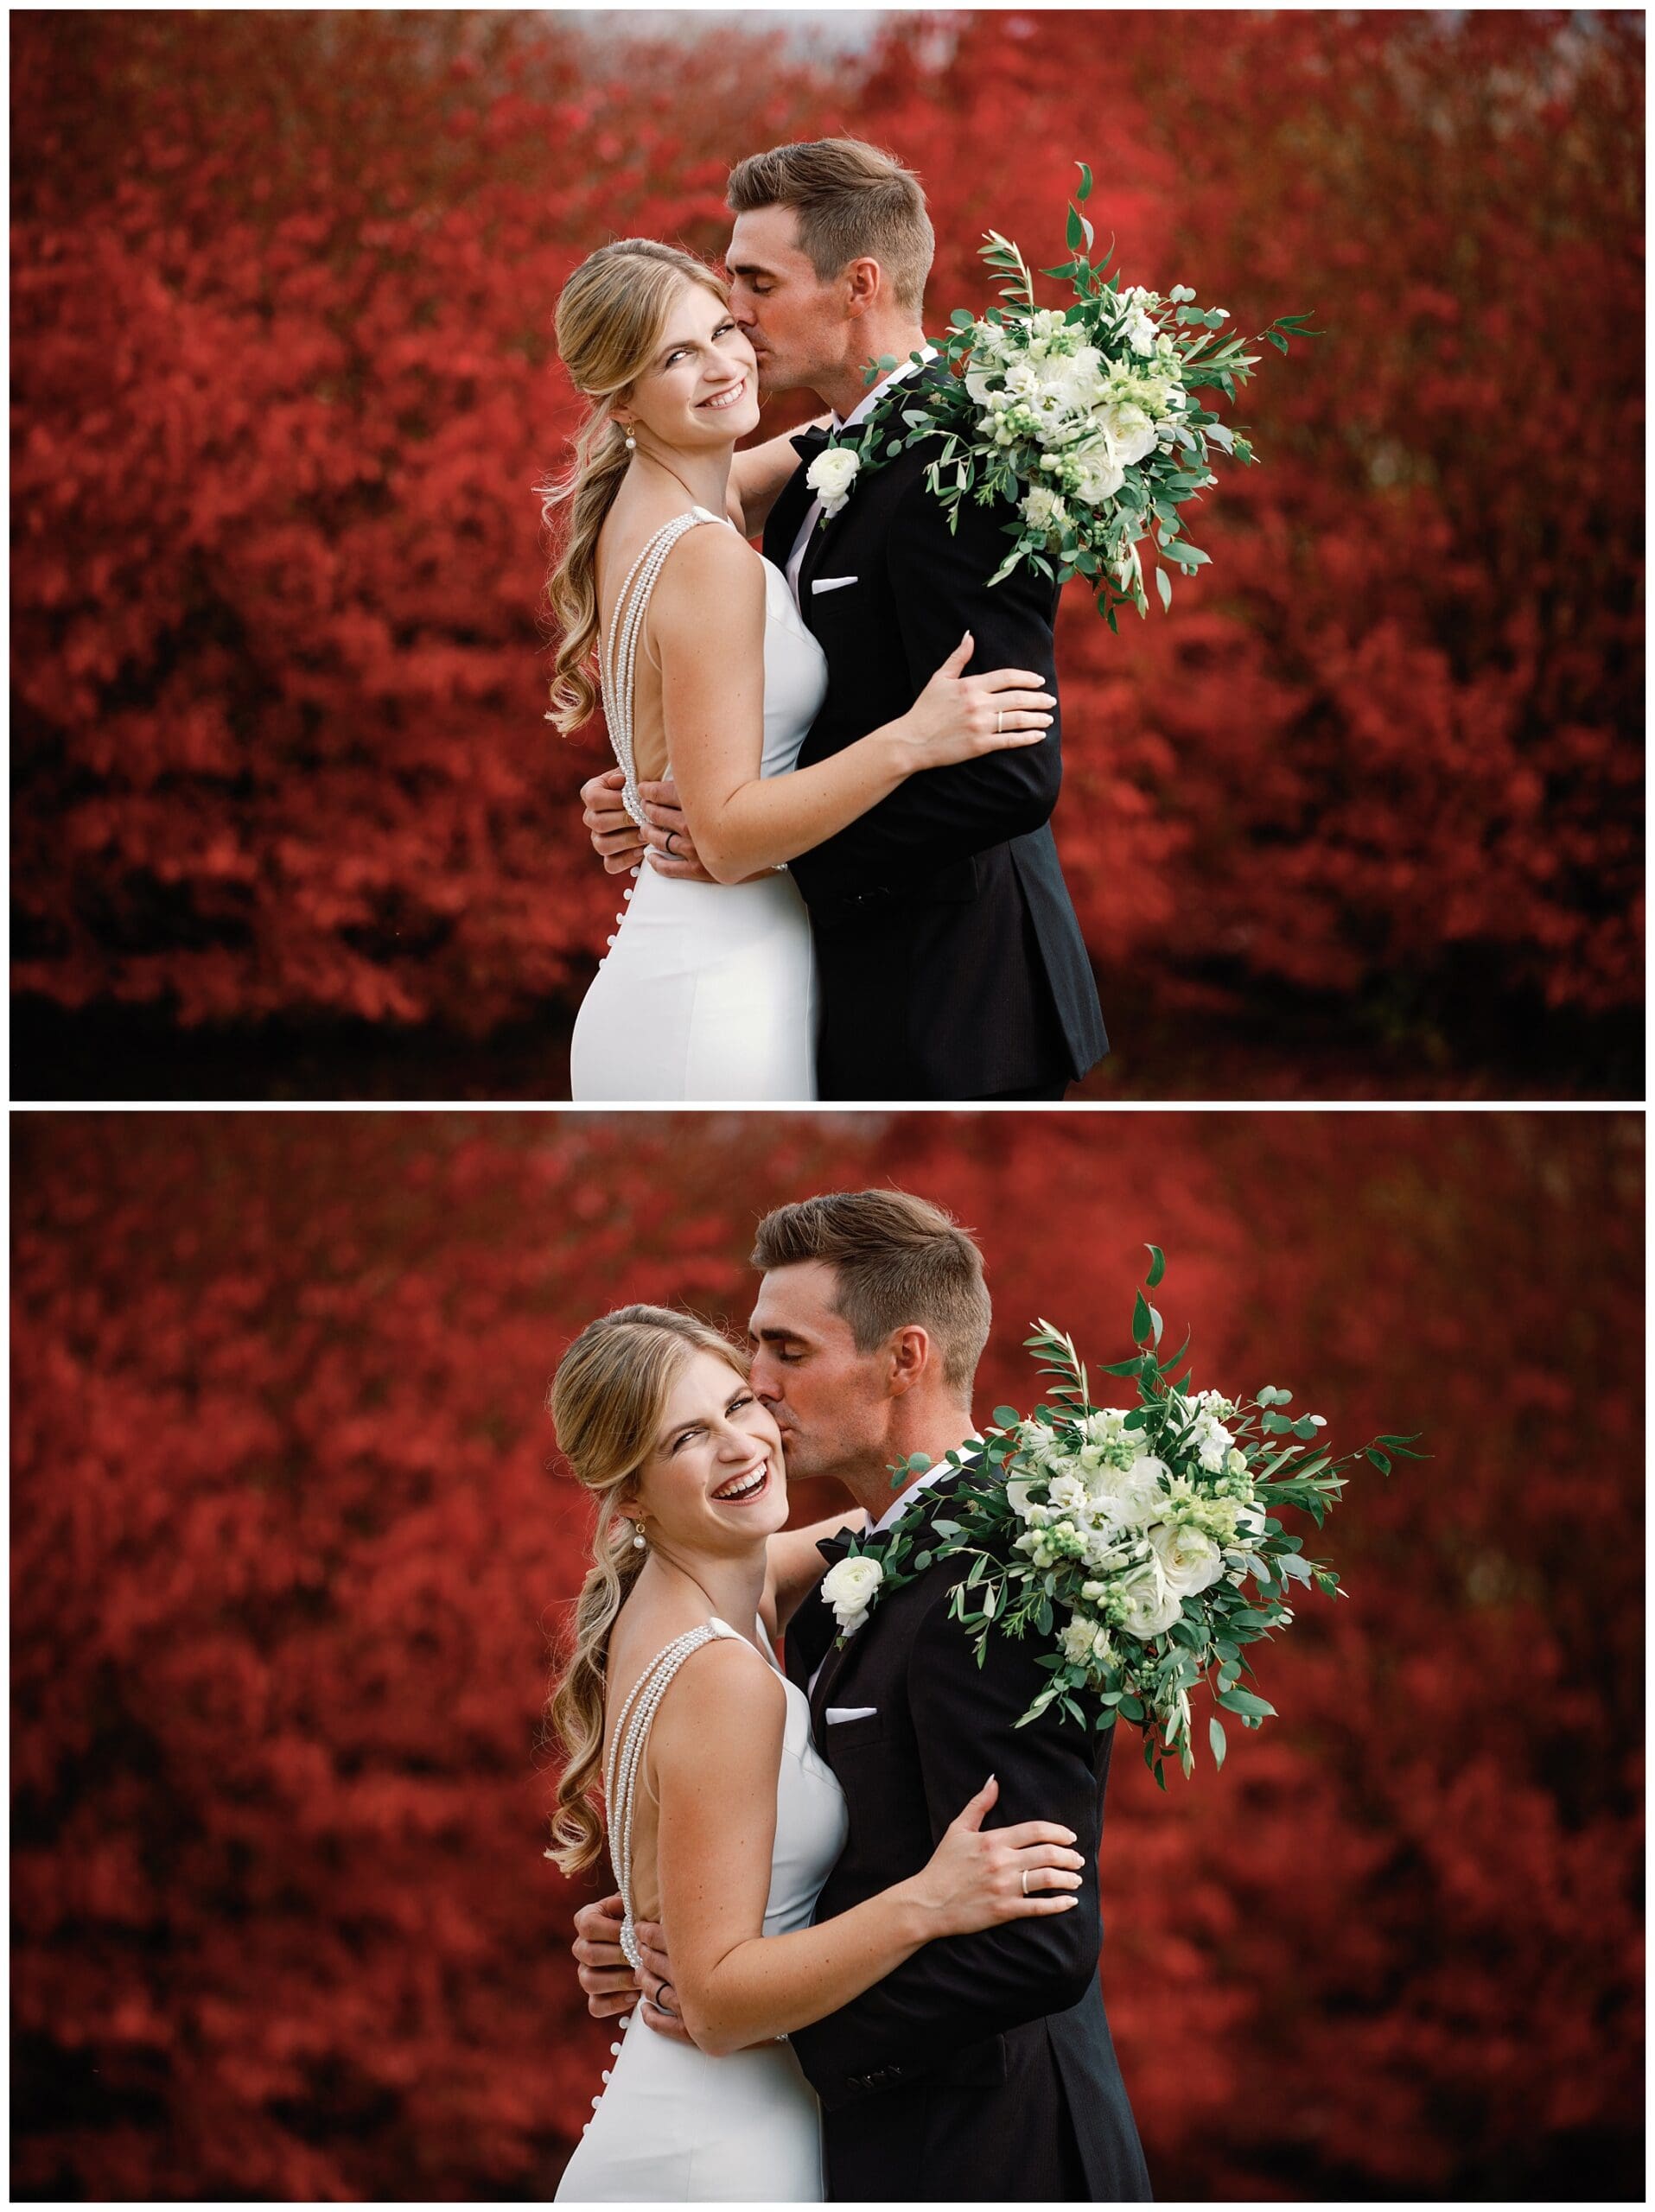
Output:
[782,1485,1152,2204]
[761,370,1109,1102]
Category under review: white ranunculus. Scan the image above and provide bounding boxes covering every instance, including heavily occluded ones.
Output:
[1100,401,1160,467]
[1006,1477,1040,1521]
[805,445,863,518]
[1073,449,1126,505]
[1114,1556,1183,1641]
[1149,1519,1225,1600]
[821,1554,883,1636]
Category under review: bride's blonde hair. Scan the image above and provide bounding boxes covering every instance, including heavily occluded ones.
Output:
[543,1304,750,1874]
[539,239,732,735]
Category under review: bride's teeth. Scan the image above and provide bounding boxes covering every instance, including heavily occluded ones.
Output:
[714,1465,766,1501]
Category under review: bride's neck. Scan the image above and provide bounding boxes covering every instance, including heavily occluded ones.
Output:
[628,438,733,520]
[636,1541,766,1637]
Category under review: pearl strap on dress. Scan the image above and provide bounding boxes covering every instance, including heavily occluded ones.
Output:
[602,1624,721,1971]
[601,510,726,831]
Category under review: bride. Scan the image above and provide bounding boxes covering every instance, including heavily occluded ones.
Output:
[541,240,1056,1102]
[544,1306,1084,2202]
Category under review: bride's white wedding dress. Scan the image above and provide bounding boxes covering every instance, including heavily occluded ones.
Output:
[569,510,828,1102]
[555,1618,848,2202]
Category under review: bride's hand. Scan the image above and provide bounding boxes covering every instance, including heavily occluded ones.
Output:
[907,1775,1085,1937]
[900,632,1056,768]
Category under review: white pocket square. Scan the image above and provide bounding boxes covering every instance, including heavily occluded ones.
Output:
[811,575,858,594]
[825,1705,878,1724]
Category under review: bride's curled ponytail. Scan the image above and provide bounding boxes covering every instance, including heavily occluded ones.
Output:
[544,1304,751,1874]
[539,240,734,736]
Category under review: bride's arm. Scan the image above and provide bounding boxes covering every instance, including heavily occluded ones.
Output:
[650,529,1053,885]
[763,1508,870,1637]
[651,1640,1082,2058]
[728,416,831,537]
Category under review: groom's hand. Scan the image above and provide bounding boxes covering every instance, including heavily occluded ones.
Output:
[580,768,716,883]
[580,767,648,875]
[572,1892,643,2019]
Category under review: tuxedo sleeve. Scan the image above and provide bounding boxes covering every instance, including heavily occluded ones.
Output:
[804,473,1066,880]
[787,1585,1106,2104]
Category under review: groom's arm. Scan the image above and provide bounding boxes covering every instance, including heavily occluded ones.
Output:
[786,1586,1107,2104]
[806,474,1066,882]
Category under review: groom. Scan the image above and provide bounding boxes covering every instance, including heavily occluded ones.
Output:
[579,138,1108,1103]
[568,1189,1150,2202]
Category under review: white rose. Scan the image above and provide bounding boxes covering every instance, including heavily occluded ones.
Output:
[1149,1520,1225,1599]
[821,1554,884,1635]
[1005,1477,1040,1521]
[1100,401,1159,467]
[1114,1556,1183,1641]
[1094,1452,1168,1529]
[805,445,863,518]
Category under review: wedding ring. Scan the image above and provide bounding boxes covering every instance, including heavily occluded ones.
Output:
[1022,1868,1029,1897]
[996,709,1004,736]
[665,830,679,858]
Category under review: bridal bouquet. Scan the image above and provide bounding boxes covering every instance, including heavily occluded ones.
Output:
[821,1250,1419,1787]
[808,162,1317,631]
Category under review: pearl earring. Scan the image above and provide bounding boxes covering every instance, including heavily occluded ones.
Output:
[624,429,636,451]
[632,1526,646,1550]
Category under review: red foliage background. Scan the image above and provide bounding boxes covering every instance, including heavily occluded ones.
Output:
[10,1108,1643,2200]
[10,10,1644,1096]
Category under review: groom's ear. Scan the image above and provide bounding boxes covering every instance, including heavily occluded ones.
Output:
[841,255,883,318]
[884,1324,933,1395]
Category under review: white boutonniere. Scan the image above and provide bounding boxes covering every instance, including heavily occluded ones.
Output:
[820,1552,884,1637]
[805,442,863,518]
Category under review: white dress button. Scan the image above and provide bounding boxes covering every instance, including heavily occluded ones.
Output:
[605,934,616,947]
[610,2042,622,2056]
[629,865,640,878]
[601,2069,611,2082]
[622,889,633,902]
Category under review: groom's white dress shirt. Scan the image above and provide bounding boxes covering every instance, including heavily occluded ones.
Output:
[784,346,939,613]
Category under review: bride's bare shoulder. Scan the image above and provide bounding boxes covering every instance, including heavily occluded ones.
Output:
[648,1628,786,1758]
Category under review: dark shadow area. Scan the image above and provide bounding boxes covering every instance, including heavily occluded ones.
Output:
[10,984,1640,1103]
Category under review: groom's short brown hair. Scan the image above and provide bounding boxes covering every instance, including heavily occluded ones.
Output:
[750,1190,990,1397]
[726,137,933,315]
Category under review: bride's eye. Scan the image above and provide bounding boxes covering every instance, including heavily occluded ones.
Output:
[728,1394,755,1414]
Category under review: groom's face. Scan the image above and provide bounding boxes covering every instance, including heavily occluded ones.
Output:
[724,206,850,399]
[746,1262,893,1480]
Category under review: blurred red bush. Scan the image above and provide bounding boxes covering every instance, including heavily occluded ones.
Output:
[10,11,1643,1056]
[10,1109,1643,2199]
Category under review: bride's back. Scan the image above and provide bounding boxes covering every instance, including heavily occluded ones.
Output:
[595,491,732,787]
[600,1583,729,1923]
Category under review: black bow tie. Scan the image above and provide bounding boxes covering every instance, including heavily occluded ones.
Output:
[790,423,835,464]
[816,1529,854,1567]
